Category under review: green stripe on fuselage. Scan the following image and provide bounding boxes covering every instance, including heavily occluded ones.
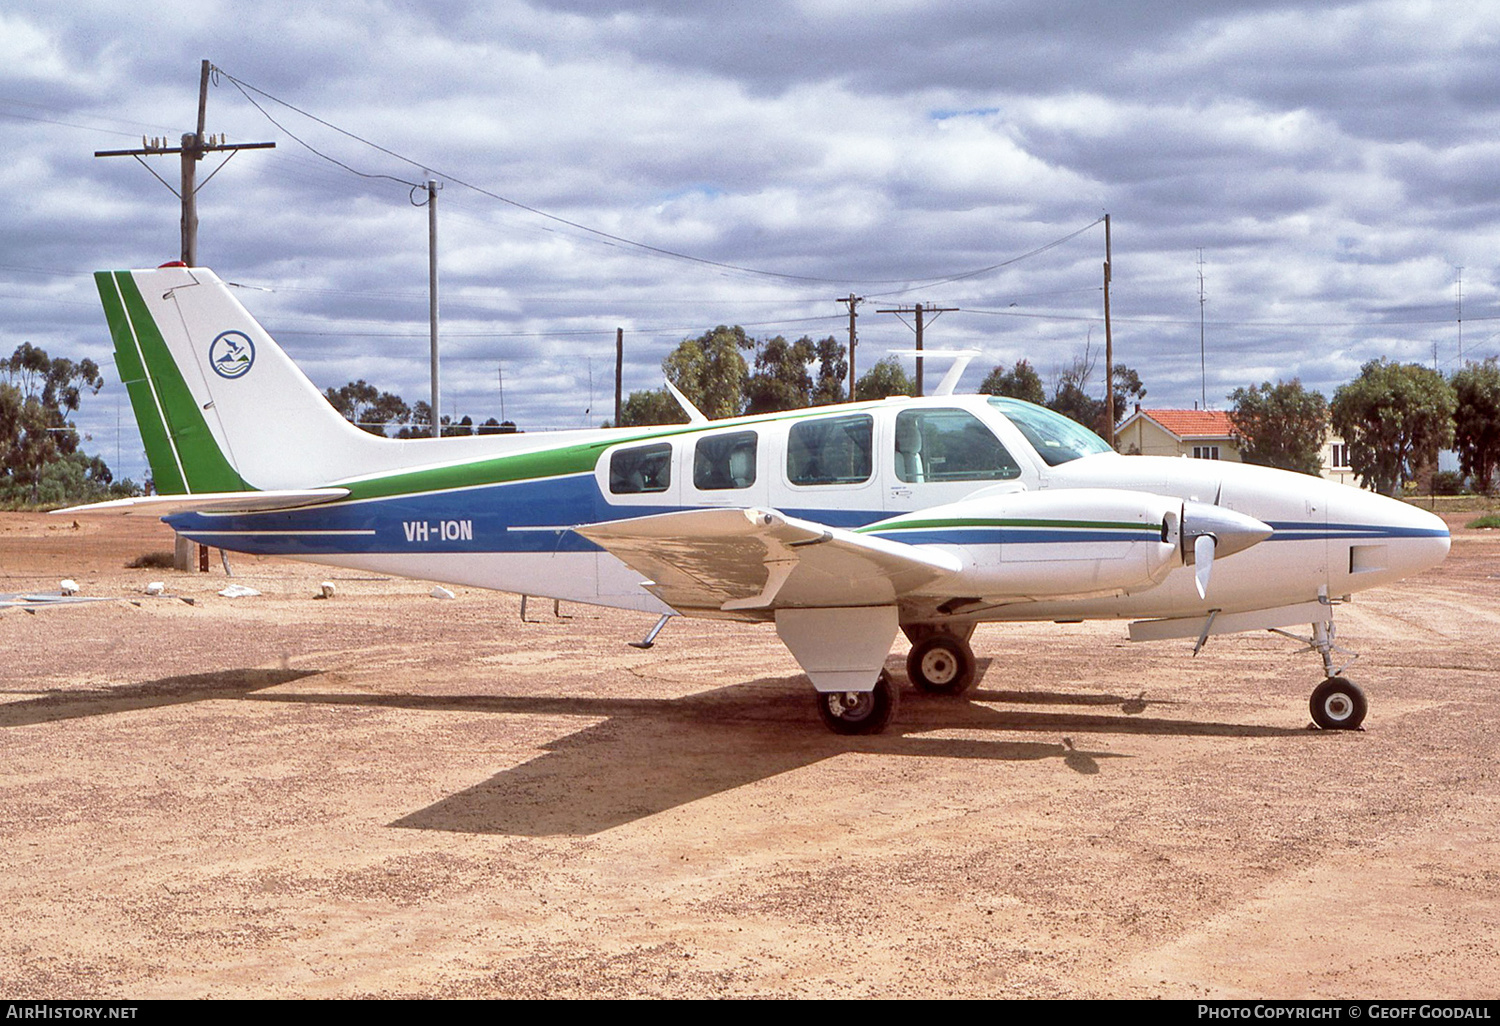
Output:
[334,402,896,501]
[860,517,1163,534]
[339,440,607,500]
[100,271,248,494]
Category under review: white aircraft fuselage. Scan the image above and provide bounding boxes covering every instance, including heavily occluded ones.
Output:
[66,267,1451,734]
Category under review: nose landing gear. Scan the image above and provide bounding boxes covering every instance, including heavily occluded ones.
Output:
[1310,675,1367,730]
[1273,618,1365,730]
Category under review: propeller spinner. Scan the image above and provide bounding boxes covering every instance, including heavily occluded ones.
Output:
[1180,500,1273,599]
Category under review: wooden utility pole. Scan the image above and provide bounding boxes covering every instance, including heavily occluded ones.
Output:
[95,59,275,572]
[95,60,275,266]
[615,327,624,425]
[835,295,862,400]
[876,302,958,397]
[425,180,441,437]
[1103,213,1115,447]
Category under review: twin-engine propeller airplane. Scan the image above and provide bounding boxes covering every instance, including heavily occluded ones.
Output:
[62,265,1451,734]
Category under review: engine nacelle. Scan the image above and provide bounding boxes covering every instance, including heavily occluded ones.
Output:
[865,489,1271,601]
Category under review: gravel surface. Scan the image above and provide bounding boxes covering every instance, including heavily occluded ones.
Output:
[2,511,1496,998]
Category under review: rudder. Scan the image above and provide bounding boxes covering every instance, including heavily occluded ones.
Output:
[96,266,388,493]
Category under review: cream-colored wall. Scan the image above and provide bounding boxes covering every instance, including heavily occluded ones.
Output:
[1320,433,1361,487]
[1116,417,1242,462]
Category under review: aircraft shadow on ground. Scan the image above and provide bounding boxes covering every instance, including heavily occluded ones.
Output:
[5,662,1311,838]
[377,676,1309,836]
[0,668,315,727]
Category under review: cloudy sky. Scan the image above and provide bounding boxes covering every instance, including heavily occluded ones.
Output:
[3,0,1497,483]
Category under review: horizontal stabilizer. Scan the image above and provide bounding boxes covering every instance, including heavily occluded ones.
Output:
[52,488,350,518]
[578,507,960,616]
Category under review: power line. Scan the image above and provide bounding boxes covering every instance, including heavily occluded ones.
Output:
[275,312,847,340]
[213,65,1101,290]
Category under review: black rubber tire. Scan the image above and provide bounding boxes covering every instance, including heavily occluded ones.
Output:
[816,670,901,735]
[906,634,977,695]
[1309,676,1367,730]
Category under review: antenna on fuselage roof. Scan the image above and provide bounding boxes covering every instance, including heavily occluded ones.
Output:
[664,378,709,425]
[887,349,982,397]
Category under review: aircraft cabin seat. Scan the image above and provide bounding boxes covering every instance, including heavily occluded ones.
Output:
[895,419,924,483]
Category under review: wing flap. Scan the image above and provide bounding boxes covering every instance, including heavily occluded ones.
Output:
[51,488,350,518]
[577,507,961,615]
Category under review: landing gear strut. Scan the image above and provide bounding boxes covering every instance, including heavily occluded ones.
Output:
[1273,618,1366,730]
[816,670,901,735]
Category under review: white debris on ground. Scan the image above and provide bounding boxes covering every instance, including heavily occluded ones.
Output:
[145,582,165,595]
[319,582,336,599]
[59,579,79,595]
[217,584,261,598]
[429,586,455,600]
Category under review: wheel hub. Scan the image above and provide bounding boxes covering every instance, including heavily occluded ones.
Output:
[920,650,957,685]
[1322,694,1353,721]
[830,691,872,720]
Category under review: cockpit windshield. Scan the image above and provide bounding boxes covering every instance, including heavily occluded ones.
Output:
[987,396,1115,466]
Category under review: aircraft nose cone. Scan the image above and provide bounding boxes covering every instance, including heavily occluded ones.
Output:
[1387,499,1452,574]
[1181,500,1274,560]
[1330,487,1451,582]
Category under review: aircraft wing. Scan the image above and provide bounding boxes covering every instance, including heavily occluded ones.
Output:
[51,488,350,518]
[577,507,962,616]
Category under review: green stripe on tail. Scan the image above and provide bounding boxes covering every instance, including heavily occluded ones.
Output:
[96,271,249,494]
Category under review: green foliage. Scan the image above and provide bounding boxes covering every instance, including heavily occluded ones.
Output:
[854,357,914,401]
[1431,470,1466,496]
[617,388,689,427]
[978,359,1045,405]
[811,337,848,405]
[1452,358,1500,494]
[743,334,815,415]
[1331,359,1456,496]
[1,342,123,506]
[442,415,475,438]
[629,328,846,421]
[324,379,411,436]
[664,325,750,420]
[1227,379,1329,475]
[1467,513,1500,529]
[1043,354,1145,433]
[0,450,140,508]
[477,417,519,435]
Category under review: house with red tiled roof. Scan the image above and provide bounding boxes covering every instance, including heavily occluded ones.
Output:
[1116,406,1362,486]
[1115,407,1241,462]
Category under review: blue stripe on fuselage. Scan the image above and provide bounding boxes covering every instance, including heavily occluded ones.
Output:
[165,475,892,556]
[164,480,1450,559]
[1263,521,1450,540]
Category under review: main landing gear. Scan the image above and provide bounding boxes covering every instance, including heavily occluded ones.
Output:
[905,632,978,695]
[817,670,901,735]
[1273,618,1366,730]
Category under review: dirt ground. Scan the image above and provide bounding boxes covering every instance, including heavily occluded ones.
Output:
[1,510,1496,999]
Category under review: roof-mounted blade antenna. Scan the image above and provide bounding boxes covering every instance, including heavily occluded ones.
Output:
[886,349,982,396]
[664,379,708,425]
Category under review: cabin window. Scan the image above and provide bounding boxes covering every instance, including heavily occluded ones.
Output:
[609,442,672,494]
[894,408,1021,483]
[694,431,758,490]
[787,413,873,486]
[987,396,1113,466]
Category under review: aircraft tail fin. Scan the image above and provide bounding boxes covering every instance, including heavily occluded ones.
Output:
[96,266,388,493]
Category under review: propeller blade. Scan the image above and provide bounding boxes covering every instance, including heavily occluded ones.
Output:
[1194,533,1216,599]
